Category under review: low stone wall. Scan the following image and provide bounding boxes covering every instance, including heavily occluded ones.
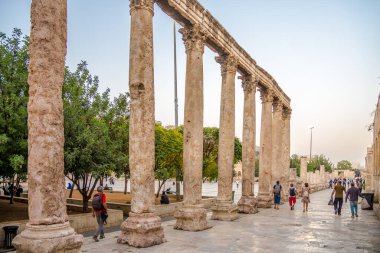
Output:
[0,208,123,243]
[153,197,217,217]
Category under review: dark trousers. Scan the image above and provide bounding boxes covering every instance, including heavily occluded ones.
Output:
[334,197,343,214]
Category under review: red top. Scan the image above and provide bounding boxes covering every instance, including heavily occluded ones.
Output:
[94,193,107,214]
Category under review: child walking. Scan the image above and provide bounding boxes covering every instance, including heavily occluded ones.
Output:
[288,183,297,210]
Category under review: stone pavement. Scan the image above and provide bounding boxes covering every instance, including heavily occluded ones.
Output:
[82,189,380,253]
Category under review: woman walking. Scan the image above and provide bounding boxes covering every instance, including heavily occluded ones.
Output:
[301,183,311,212]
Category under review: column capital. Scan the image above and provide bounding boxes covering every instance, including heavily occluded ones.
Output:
[282,107,292,120]
[239,75,258,94]
[258,87,273,103]
[272,98,283,113]
[179,24,207,54]
[215,54,238,74]
[130,0,154,15]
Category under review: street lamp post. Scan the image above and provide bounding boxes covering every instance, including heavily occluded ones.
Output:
[309,126,314,161]
[173,21,180,201]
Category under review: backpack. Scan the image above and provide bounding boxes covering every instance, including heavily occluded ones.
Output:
[273,184,281,195]
[92,193,104,211]
[289,187,296,196]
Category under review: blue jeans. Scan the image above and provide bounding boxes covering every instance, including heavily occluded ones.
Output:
[350,201,358,216]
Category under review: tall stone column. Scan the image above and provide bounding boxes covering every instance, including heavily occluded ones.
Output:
[118,1,164,247]
[174,24,209,231]
[12,1,83,252]
[211,54,239,221]
[257,87,274,208]
[237,75,258,214]
[300,156,308,185]
[271,98,283,186]
[365,147,374,191]
[281,107,291,200]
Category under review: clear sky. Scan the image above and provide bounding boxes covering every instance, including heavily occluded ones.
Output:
[1,0,379,166]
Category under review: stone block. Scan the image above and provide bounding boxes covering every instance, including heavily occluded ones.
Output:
[174,206,210,231]
[237,196,258,214]
[118,212,165,248]
[211,200,239,221]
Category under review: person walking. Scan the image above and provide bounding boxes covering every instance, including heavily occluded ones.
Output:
[273,181,282,210]
[301,183,311,212]
[345,182,362,218]
[288,183,297,210]
[331,181,346,216]
[92,186,108,242]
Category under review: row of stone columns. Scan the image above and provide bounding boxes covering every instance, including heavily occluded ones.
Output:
[14,0,292,250]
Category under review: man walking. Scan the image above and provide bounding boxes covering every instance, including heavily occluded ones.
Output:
[92,186,108,242]
[331,181,346,216]
[345,182,362,218]
[273,181,282,210]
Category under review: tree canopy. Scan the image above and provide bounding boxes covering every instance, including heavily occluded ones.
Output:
[336,160,352,171]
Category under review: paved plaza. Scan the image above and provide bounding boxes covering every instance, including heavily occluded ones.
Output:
[81,189,380,253]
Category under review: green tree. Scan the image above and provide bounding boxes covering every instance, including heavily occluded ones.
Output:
[154,124,183,197]
[336,160,352,170]
[306,154,333,173]
[290,154,301,176]
[108,93,130,194]
[0,29,29,184]
[202,127,243,182]
[63,61,116,212]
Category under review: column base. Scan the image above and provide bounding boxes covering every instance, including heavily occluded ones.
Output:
[211,200,239,221]
[12,222,83,253]
[117,212,165,248]
[237,195,258,214]
[257,193,272,208]
[174,205,211,231]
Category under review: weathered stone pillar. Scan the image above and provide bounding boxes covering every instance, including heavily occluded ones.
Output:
[237,75,258,214]
[174,24,209,231]
[211,54,239,221]
[281,107,291,200]
[118,1,164,247]
[257,87,274,208]
[271,98,283,186]
[300,156,308,185]
[12,1,83,252]
[365,147,374,191]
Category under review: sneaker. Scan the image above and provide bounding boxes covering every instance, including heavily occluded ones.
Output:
[303,209,305,212]
[93,236,99,242]
[355,214,358,217]
[100,235,105,239]
[338,213,341,216]
[351,215,354,218]
[335,210,337,215]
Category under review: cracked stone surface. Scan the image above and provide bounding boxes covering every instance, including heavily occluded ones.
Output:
[82,189,380,252]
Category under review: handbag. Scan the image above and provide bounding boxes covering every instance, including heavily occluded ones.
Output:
[328,198,333,205]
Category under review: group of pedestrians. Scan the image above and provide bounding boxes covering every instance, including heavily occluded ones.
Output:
[272,179,363,218]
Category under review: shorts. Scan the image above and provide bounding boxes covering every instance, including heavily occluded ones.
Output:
[274,194,281,204]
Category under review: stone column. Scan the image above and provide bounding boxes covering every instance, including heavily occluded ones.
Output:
[281,107,291,200]
[257,87,274,208]
[271,98,283,186]
[366,147,374,191]
[237,75,258,214]
[12,1,83,252]
[118,1,164,247]
[300,156,308,185]
[211,54,239,221]
[174,24,209,231]
[320,165,325,189]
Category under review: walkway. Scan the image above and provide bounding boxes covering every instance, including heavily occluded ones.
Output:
[82,189,380,253]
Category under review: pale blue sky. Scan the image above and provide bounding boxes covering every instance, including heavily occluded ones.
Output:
[1,0,379,166]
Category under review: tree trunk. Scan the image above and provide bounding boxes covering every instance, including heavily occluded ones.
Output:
[69,183,74,198]
[82,195,89,213]
[124,176,128,195]
[99,176,103,186]
[156,180,167,198]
